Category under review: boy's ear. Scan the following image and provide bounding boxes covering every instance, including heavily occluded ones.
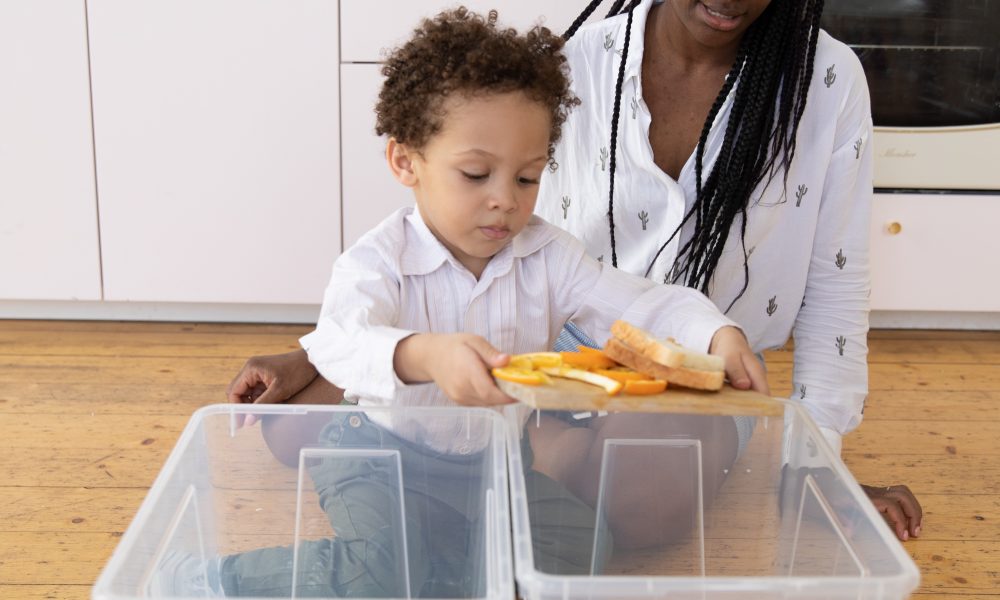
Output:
[386,138,418,187]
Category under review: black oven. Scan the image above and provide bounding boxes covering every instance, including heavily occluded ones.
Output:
[822,1,1000,191]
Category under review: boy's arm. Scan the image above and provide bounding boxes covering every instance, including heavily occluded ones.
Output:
[546,230,766,390]
[306,240,515,406]
[547,231,737,353]
[394,333,515,406]
[301,243,417,400]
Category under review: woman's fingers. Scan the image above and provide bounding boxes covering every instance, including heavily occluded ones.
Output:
[876,497,910,540]
[886,484,923,537]
[863,484,923,541]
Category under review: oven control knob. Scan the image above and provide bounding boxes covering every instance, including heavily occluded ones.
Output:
[886,222,902,235]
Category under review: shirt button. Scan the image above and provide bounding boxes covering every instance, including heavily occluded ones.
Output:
[348,415,362,428]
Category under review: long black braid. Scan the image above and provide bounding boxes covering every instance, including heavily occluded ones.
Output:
[564,0,825,311]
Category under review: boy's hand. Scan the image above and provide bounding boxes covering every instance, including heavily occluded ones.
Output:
[709,326,770,395]
[395,333,517,406]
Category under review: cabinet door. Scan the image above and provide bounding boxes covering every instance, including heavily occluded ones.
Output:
[0,0,101,301]
[88,0,340,304]
[870,193,1000,312]
[340,64,411,248]
[341,0,600,62]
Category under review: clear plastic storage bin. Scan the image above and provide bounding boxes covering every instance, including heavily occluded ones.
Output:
[506,401,920,599]
[93,404,512,599]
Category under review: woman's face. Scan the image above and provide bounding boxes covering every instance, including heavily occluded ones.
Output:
[667,0,773,48]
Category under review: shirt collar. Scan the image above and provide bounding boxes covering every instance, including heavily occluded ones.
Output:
[400,207,558,277]
[400,207,451,276]
[620,0,658,81]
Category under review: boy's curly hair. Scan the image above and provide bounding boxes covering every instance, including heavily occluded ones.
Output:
[375,7,579,151]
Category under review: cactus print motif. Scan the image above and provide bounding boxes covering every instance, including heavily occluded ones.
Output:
[561,196,571,219]
[599,147,609,171]
[824,64,837,88]
[835,249,846,270]
[799,384,807,400]
[795,184,808,207]
[638,210,649,231]
[767,296,778,317]
[835,336,847,356]
[853,138,863,159]
[604,32,615,51]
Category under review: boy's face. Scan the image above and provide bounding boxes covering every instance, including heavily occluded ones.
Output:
[390,91,551,278]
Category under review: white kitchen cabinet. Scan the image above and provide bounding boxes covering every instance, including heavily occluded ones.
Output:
[340,64,411,248]
[340,0,598,63]
[0,0,101,301]
[870,193,1000,312]
[87,0,340,304]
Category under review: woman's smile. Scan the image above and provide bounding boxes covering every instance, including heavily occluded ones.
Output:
[696,1,748,32]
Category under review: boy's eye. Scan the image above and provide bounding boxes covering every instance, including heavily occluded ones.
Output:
[461,171,488,181]
[518,176,541,185]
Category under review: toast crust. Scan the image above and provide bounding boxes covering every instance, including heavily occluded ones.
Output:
[604,338,725,391]
[610,320,684,368]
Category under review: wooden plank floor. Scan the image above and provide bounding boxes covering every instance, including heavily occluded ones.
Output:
[1,320,999,599]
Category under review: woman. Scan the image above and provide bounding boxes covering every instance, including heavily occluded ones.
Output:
[228,0,921,543]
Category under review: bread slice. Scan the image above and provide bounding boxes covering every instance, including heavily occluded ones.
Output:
[610,320,725,372]
[610,320,684,367]
[604,338,725,391]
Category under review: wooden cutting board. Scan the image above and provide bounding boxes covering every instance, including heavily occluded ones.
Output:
[496,377,784,417]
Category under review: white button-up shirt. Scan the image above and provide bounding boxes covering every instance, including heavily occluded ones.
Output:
[536,0,873,454]
[301,207,735,453]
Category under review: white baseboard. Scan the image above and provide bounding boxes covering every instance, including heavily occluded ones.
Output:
[870,310,1000,330]
[0,300,320,324]
[2,301,999,330]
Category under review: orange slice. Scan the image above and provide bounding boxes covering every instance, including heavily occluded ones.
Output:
[560,351,618,370]
[513,352,563,369]
[541,366,623,395]
[508,356,533,370]
[577,345,610,356]
[594,368,652,383]
[623,379,668,395]
[492,367,551,386]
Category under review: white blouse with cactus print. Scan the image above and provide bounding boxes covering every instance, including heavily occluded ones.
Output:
[536,0,873,455]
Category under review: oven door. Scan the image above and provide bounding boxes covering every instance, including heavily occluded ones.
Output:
[822,1,1000,191]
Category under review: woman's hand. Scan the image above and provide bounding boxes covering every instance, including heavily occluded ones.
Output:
[226,349,319,425]
[860,483,923,541]
[709,325,770,395]
[394,333,516,406]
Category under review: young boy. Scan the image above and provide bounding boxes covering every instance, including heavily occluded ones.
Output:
[178,7,761,597]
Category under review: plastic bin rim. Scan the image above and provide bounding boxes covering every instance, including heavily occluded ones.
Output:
[92,403,511,599]
[504,400,920,591]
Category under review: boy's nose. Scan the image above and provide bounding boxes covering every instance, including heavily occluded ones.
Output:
[490,182,518,211]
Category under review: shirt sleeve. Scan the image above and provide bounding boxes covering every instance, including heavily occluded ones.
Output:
[791,68,874,445]
[299,241,418,401]
[546,230,738,352]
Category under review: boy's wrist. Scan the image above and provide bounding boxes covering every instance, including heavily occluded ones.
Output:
[394,333,432,384]
[709,325,744,354]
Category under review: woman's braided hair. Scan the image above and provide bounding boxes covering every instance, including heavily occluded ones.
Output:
[376,7,579,152]
[566,0,825,310]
